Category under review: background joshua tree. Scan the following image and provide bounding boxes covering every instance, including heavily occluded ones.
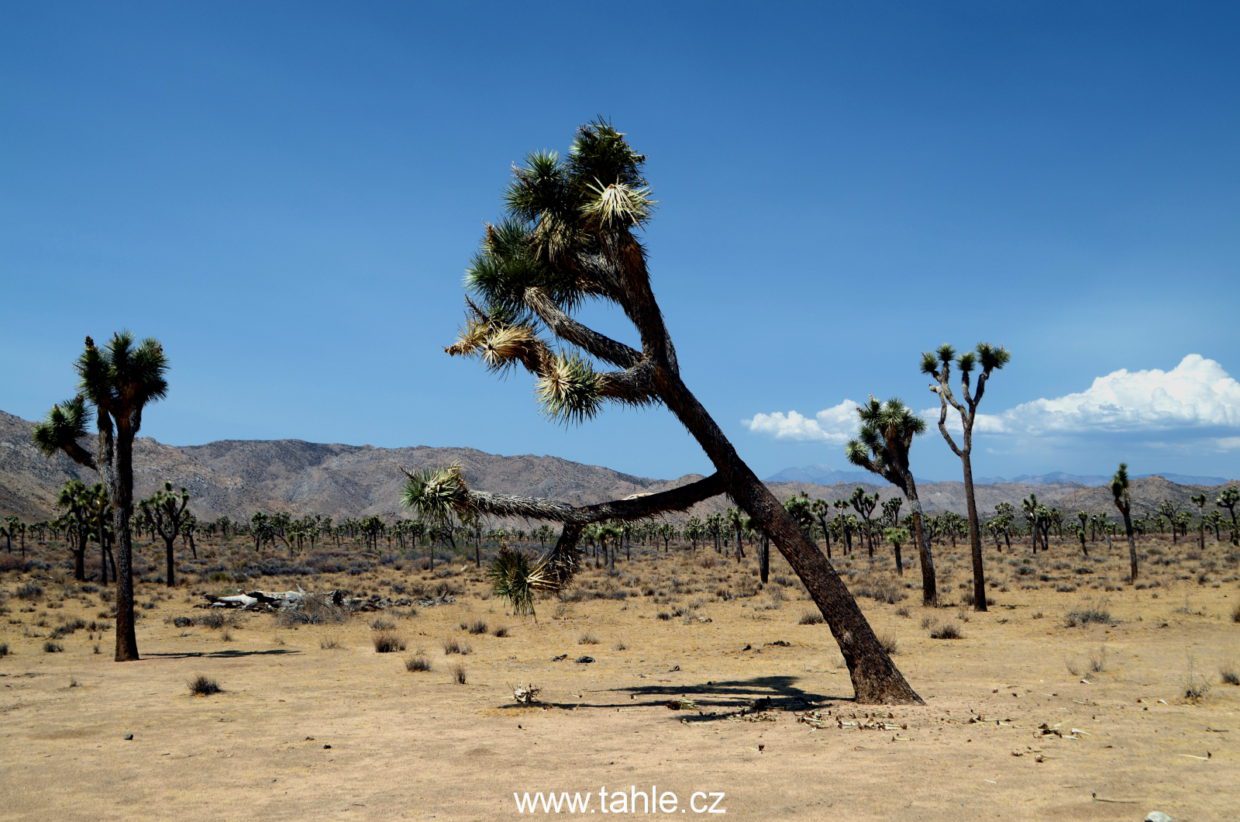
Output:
[1217,487,1239,545]
[845,397,937,606]
[56,480,93,581]
[883,526,910,575]
[33,332,168,661]
[421,120,918,704]
[921,342,1009,612]
[1111,463,1139,584]
[848,487,879,557]
[139,482,191,587]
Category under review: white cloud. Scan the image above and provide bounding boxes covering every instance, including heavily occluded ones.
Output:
[988,354,1239,435]
[745,355,1240,444]
[744,399,862,443]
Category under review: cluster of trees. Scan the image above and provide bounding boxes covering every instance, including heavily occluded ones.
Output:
[23,123,1237,706]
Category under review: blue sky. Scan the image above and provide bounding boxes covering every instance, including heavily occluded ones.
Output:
[2,1,1238,482]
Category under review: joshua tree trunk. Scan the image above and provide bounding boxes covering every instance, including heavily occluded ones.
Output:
[961,454,986,611]
[1122,510,1138,584]
[759,533,770,583]
[163,534,177,587]
[73,532,87,581]
[109,426,140,661]
[660,373,921,704]
[892,539,904,575]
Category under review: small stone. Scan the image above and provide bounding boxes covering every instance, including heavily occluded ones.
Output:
[575,655,595,664]
[123,733,134,741]
[1145,813,1173,822]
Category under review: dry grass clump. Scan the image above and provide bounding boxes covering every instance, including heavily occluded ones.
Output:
[43,640,64,653]
[452,663,467,684]
[465,619,488,635]
[187,675,222,696]
[372,632,406,653]
[1220,664,1239,686]
[1064,600,1114,627]
[798,611,825,626]
[406,655,432,672]
[442,638,471,655]
[929,622,963,640]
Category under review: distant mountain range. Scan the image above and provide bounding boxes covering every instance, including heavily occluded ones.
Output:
[0,410,1233,523]
[771,465,1232,489]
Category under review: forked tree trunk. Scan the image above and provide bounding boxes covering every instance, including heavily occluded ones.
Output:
[660,373,920,704]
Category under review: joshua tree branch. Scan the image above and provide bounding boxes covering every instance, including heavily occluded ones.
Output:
[524,287,642,368]
[439,472,725,525]
[935,398,965,458]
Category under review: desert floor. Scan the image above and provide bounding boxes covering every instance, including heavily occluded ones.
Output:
[1,537,1237,821]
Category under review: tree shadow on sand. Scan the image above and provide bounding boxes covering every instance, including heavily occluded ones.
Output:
[143,649,300,660]
[505,675,846,722]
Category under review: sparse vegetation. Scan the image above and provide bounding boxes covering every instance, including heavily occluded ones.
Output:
[372,632,406,653]
[187,675,221,696]
[406,655,432,672]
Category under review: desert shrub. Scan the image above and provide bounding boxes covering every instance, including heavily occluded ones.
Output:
[43,640,64,653]
[895,607,911,618]
[372,632,405,653]
[853,578,904,604]
[466,620,488,635]
[406,655,432,672]
[188,675,222,696]
[50,618,87,639]
[492,626,509,638]
[798,611,825,626]
[1232,603,1240,623]
[452,663,467,684]
[1221,665,1239,686]
[578,632,599,645]
[878,634,899,655]
[319,636,342,649]
[0,642,8,657]
[442,638,471,655]
[930,623,963,640]
[1064,601,1114,627]
[16,582,44,601]
[370,619,396,631]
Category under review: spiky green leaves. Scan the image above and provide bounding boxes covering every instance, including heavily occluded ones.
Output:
[581,179,654,229]
[402,466,471,527]
[1111,462,1130,503]
[845,397,925,491]
[489,546,552,617]
[569,120,647,189]
[77,332,169,415]
[536,353,602,423]
[976,342,1011,374]
[33,396,91,461]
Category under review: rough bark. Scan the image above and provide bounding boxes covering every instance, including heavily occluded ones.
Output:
[110,425,140,661]
[659,372,922,704]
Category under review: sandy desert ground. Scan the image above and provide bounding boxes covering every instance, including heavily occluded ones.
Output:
[1,537,1237,821]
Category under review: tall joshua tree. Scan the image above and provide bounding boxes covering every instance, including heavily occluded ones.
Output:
[845,397,938,606]
[140,482,191,587]
[921,342,1009,613]
[421,121,919,704]
[1111,463,1139,584]
[33,332,168,661]
[56,479,93,581]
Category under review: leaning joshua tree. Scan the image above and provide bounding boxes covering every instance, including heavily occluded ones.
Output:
[921,343,1009,612]
[1111,463,1139,584]
[845,397,938,606]
[413,121,919,704]
[33,332,168,661]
